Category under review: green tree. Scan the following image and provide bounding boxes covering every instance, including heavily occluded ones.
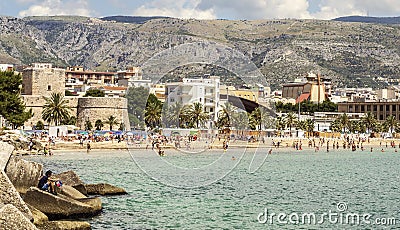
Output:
[339,113,349,133]
[95,119,103,130]
[188,102,209,128]
[42,92,71,126]
[61,116,76,126]
[362,112,376,133]
[285,112,297,136]
[384,115,397,133]
[119,123,125,131]
[84,120,93,131]
[330,119,342,133]
[126,86,149,126]
[164,102,182,128]
[84,89,105,97]
[216,102,235,129]
[232,112,249,130]
[145,102,162,129]
[35,120,45,130]
[105,115,119,131]
[0,71,32,128]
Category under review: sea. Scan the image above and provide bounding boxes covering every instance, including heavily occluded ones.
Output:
[24,147,400,229]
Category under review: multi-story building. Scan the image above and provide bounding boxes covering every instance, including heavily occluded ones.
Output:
[117,67,151,88]
[165,76,220,125]
[338,101,400,121]
[150,84,166,102]
[66,66,117,87]
[98,86,127,98]
[282,73,328,104]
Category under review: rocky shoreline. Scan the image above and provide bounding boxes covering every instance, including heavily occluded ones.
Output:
[0,141,127,230]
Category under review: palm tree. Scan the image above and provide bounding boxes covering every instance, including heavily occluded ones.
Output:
[84,120,93,131]
[285,112,297,136]
[95,119,103,130]
[330,118,342,133]
[233,112,249,130]
[348,120,360,134]
[165,102,182,128]
[385,115,397,134]
[42,92,71,126]
[144,102,162,129]
[339,113,349,133]
[217,102,235,128]
[105,115,119,131]
[362,112,376,133]
[188,102,209,128]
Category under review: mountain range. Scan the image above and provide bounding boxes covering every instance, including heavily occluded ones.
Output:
[0,15,400,90]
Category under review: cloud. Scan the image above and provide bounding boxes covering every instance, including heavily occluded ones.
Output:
[197,0,311,20]
[133,0,216,19]
[312,0,400,19]
[18,0,93,17]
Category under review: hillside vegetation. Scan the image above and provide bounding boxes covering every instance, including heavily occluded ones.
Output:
[0,16,400,90]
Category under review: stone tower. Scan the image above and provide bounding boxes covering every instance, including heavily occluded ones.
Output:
[22,63,65,97]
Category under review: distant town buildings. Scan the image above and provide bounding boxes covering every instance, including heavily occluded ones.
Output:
[282,73,329,104]
[0,64,13,72]
[166,76,220,125]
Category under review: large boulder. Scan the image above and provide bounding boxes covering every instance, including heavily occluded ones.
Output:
[5,156,43,193]
[60,185,87,200]
[0,142,13,171]
[23,187,101,219]
[36,221,91,230]
[0,171,33,221]
[55,171,87,195]
[27,204,48,225]
[0,204,38,230]
[85,183,127,195]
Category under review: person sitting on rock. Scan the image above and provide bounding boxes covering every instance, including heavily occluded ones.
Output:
[38,170,56,194]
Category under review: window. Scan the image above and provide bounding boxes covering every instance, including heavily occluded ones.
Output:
[47,85,51,91]
[170,98,175,103]
[210,108,214,112]
[210,89,214,93]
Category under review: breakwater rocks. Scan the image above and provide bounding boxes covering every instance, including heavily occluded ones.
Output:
[0,141,127,229]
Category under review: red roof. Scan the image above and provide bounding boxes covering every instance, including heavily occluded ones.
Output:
[296,93,310,103]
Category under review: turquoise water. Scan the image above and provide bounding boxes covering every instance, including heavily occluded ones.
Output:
[25,148,400,229]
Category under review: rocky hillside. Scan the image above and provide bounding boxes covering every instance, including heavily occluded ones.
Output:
[1,15,400,90]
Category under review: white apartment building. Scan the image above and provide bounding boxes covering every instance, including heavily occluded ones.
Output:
[165,76,220,126]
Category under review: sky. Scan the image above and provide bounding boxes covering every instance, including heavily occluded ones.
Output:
[0,0,399,20]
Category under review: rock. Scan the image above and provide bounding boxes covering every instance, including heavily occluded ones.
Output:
[0,171,33,221]
[24,187,101,219]
[55,171,87,195]
[27,204,48,225]
[5,156,43,193]
[60,185,87,200]
[85,183,127,195]
[0,142,13,170]
[36,221,91,230]
[31,139,43,151]
[0,204,38,230]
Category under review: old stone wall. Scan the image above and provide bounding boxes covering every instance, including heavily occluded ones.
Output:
[23,96,130,131]
[76,97,130,131]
